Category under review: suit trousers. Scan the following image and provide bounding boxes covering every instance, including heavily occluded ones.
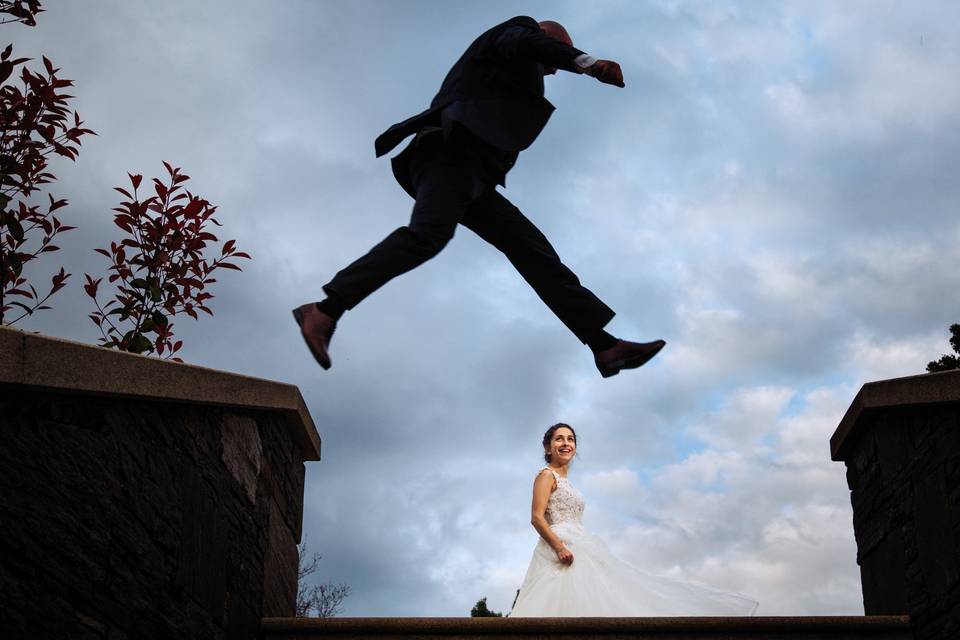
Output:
[322,132,615,344]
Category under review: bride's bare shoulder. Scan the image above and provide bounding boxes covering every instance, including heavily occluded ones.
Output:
[534,467,558,487]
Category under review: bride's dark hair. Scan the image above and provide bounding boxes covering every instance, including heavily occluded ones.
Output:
[542,422,577,463]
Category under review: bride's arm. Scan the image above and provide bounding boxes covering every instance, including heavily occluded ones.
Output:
[530,470,574,565]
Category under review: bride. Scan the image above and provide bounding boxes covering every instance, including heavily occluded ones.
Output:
[510,423,758,617]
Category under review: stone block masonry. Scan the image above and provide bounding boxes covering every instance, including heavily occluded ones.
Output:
[832,369,960,640]
[0,326,321,640]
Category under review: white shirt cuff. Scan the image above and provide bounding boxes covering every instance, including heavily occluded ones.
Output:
[573,54,597,72]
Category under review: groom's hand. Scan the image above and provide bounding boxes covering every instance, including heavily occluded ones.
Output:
[588,59,625,88]
[556,545,574,565]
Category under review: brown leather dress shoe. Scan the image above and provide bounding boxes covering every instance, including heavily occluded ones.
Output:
[594,339,666,378]
[291,303,336,369]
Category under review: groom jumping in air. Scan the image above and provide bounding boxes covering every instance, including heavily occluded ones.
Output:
[293,16,665,378]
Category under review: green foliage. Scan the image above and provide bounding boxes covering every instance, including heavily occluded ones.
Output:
[470,597,503,617]
[927,324,960,372]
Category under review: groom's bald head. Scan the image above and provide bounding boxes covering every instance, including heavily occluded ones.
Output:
[538,20,573,46]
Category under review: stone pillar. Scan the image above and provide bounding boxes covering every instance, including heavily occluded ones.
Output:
[831,370,960,639]
[0,326,321,640]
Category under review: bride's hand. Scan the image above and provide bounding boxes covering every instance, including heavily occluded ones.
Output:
[556,545,574,566]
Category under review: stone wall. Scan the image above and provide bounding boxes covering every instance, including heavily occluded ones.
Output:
[0,326,321,640]
[832,370,960,640]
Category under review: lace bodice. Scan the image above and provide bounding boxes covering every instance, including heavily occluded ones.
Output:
[542,468,584,525]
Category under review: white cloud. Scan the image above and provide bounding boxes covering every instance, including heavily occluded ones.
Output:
[578,383,862,614]
[583,466,642,496]
[765,17,960,141]
[688,385,793,449]
[845,330,945,382]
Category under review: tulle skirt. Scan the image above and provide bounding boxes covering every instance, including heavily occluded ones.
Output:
[510,521,758,617]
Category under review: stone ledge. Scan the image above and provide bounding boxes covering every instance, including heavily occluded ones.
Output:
[0,325,320,460]
[830,369,960,461]
[260,615,912,637]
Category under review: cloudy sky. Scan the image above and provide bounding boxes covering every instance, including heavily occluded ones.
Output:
[9,0,960,617]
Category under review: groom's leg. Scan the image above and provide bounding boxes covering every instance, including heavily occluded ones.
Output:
[322,149,485,310]
[460,190,615,344]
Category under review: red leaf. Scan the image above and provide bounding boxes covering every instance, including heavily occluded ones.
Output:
[218,263,241,271]
[130,173,142,190]
[221,239,236,255]
[94,248,110,257]
[8,301,33,313]
[40,245,60,252]
[51,270,70,291]
[233,252,251,259]
[183,199,204,218]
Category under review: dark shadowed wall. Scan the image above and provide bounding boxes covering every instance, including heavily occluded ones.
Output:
[833,370,960,639]
[0,326,320,640]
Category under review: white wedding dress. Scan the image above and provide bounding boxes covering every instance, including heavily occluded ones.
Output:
[510,468,758,617]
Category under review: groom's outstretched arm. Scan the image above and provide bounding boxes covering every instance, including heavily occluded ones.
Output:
[491,17,626,87]
[491,17,586,72]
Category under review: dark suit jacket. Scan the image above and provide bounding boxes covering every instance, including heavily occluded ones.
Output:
[374,15,585,187]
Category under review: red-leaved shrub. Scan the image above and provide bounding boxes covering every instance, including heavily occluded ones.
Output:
[84,162,250,361]
[0,45,93,324]
[0,1,43,27]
